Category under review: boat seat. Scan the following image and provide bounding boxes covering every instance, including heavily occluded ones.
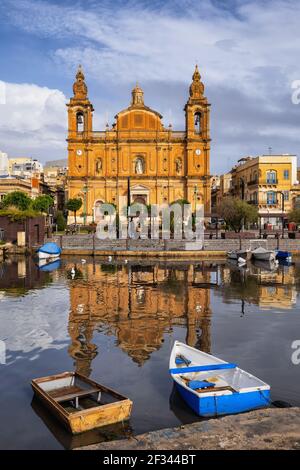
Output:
[188,380,215,390]
[54,387,102,409]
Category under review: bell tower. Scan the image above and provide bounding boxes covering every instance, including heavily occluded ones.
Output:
[184,65,211,215]
[185,65,210,139]
[67,65,94,140]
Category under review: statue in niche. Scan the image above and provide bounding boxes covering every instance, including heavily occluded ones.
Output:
[95,158,102,174]
[175,158,182,174]
[135,157,144,174]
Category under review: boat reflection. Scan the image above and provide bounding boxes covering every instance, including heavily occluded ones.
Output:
[31,397,133,450]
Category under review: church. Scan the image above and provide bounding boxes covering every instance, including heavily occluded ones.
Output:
[67,65,211,224]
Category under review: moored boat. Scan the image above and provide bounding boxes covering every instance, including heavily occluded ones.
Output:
[31,371,133,434]
[276,251,292,263]
[251,246,276,262]
[169,341,270,417]
[37,242,61,260]
[227,249,251,261]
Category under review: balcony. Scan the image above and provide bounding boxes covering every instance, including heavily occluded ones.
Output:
[264,179,278,185]
[247,179,259,186]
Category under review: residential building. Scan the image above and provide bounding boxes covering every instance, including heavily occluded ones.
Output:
[0,177,35,202]
[0,151,9,177]
[8,157,43,179]
[231,154,299,226]
[211,172,232,213]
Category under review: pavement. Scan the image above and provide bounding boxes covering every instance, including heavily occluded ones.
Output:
[77,407,300,450]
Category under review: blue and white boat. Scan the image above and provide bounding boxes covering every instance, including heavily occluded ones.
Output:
[36,242,61,260]
[276,250,292,263]
[169,341,270,417]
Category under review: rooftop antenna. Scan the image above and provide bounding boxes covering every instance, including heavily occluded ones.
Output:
[268,146,272,155]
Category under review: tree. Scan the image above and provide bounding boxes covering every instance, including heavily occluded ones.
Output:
[56,210,67,231]
[218,197,258,233]
[1,191,31,211]
[32,195,54,213]
[288,208,300,225]
[66,198,82,226]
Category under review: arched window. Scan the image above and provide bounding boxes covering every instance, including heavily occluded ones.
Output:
[76,112,84,132]
[194,111,202,134]
[266,170,277,184]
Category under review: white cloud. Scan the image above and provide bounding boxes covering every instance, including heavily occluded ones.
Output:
[0,81,67,157]
[1,0,300,170]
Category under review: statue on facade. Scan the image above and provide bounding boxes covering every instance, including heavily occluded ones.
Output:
[135,157,144,174]
[175,158,182,174]
[95,158,102,174]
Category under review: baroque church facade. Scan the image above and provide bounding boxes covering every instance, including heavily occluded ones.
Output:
[67,65,211,224]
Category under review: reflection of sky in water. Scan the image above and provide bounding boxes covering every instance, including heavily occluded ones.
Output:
[0,257,299,449]
[0,283,69,363]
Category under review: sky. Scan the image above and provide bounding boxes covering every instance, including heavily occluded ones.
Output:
[0,0,300,174]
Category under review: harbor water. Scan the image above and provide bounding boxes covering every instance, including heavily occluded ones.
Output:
[0,256,299,449]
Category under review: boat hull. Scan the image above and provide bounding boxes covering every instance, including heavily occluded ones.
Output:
[31,372,132,434]
[37,242,61,260]
[170,341,270,418]
[176,382,270,417]
[252,253,275,261]
[227,250,251,261]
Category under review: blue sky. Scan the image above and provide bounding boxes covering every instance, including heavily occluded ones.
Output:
[0,0,300,173]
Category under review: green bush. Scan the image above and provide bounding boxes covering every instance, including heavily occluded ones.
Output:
[0,207,40,221]
[56,211,67,231]
[1,191,31,211]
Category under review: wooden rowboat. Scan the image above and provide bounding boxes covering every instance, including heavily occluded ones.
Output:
[169,341,270,417]
[31,372,133,434]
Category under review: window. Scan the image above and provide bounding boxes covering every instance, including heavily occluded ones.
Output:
[76,112,84,132]
[294,196,300,208]
[266,170,277,184]
[267,191,277,205]
[194,112,202,134]
[284,169,290,180]
[283,191,289,201]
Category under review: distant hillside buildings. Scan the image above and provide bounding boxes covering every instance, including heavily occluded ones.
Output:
[0,152,67,211]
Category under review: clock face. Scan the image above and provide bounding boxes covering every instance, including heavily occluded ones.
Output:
[76,149,83,156]
[195,149,201,156]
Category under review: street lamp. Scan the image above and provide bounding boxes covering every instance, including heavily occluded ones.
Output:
[277,191,285,239]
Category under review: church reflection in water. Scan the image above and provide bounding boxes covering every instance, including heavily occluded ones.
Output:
[66,260,213,377]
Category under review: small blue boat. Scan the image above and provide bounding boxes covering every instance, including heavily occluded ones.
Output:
[37,242,61,260]
[276,251,292,263]
[170,341,270,417]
